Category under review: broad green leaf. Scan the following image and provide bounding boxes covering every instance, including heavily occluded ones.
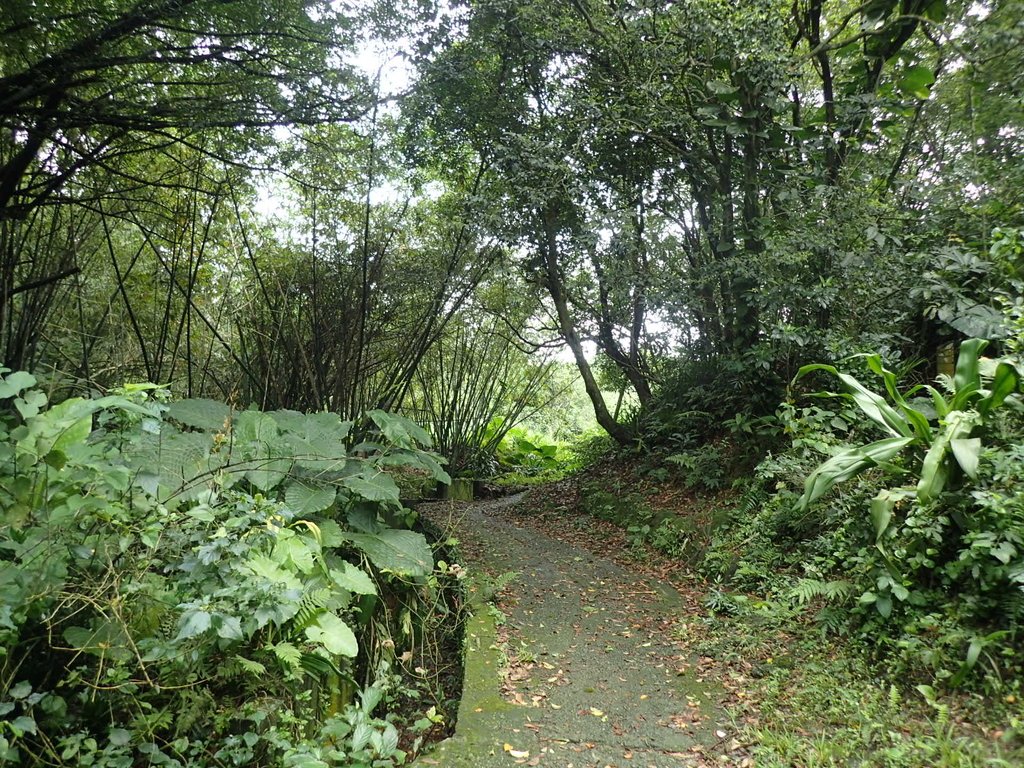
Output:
[949,381,981,412]
[978,362,1020,417]
[380,723,400,756]
[243,456,291,492]
[794,364,911,438]
[864,356,933,441]
[346,529,434,577]
[834,371,913,438]
[799,437,915,511]
[275,537,316,574]
[51,414,92,455]
[299,651,342,677]
[0,371,36,399]
[234,410,291,490]
[953,339,987,396]
[10,716,36,736]
[917,440,950,504]
[286,755,329,768]
[235,410,280,446]
[317,519,346,547]
[272,410,351,470]
[918,411,979,504]
[108,728,132,747]
[342,469,401,505]
[215,614,244,640]
[991,541,1016,565]
[166,398,232,431]
[150,430,216,490]
[246,554,303,590]
[706,79,738,95]
[875,594,893,618]
[176,610,212,641]
[284,481,337,515]
[870,491,896,543]
[63,622,132,661]
[965,638,983,669]
[925,385,951,419]
[14,390,47,420]
[379,450,451,484]
[367,410,433,449]
[305,612,358,657]
[7,681,31,700]
[949,437,981,480]
[331,561,377,595]
[897,65,936,99]
[924,0,947,21]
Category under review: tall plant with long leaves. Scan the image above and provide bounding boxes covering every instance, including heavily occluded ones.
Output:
[793,340,1023,631]
[795,340,1021,515]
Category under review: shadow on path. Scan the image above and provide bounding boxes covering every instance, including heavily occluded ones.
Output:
[416,493,725,768]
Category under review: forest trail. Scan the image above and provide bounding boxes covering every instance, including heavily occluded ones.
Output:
[416,493,728,768]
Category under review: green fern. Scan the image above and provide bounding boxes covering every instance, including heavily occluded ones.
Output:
[790,578,853,605]
[172,688,216,738]
[234,655,268,676]
[270,641,303,672]
[290,587,333,637]
[999,589,1024,623]
[815,606,849,635]
[738,485,768,518]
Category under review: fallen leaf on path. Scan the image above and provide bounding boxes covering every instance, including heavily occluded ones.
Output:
[503,743,530,759]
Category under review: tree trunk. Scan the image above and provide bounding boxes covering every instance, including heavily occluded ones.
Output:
[541,207,632,445]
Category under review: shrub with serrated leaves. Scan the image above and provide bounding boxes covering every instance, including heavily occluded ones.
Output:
[0,368,450,765]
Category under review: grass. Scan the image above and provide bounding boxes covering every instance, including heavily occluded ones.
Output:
[693,609,1024,767]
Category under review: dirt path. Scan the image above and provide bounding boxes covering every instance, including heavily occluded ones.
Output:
[416,493,728,768]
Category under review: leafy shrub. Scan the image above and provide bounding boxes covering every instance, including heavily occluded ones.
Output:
[704,341,1024,690]
[495,427,566,474]
[567,430,616,469]
[0,369,452,765]
[664,444,728,491]
[639,352,785,449]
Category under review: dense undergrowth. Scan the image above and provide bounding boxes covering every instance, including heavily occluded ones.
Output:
[534,332,1024,764]
[701,339,1024,693]
[0,370,463,766]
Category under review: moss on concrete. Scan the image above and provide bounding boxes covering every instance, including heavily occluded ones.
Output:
[415,494,724,767]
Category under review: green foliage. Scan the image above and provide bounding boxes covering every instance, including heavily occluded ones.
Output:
[0,369,450,765]
[640,353,785,452]
[664,445,728,492]
[704,338,1024,690]
[693,608,1024,767]
[794,339,1020,512]
[913,228,1024,340]
[495,427,570,475]
[407,313,556,477]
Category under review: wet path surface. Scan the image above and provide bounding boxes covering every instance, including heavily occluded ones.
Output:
[417,494,724,768]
